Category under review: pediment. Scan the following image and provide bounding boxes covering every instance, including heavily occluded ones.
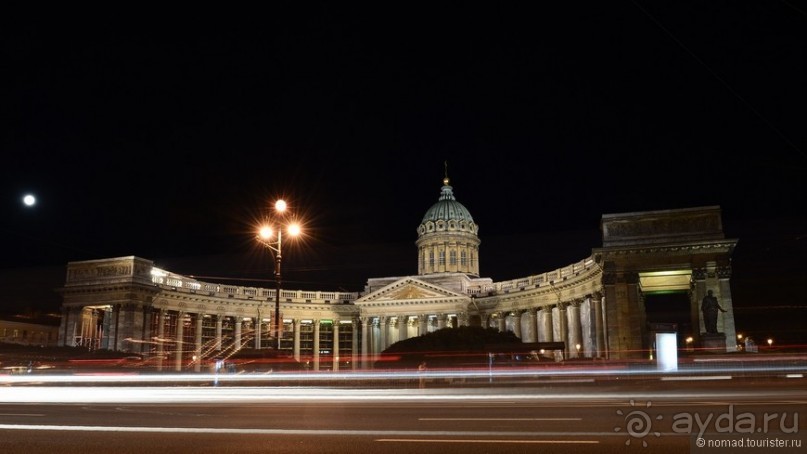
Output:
[356,277,466,304]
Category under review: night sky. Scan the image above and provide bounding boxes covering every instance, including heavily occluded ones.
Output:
[1,4,804,340]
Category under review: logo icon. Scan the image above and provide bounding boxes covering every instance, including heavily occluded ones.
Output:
[615,399,663,447]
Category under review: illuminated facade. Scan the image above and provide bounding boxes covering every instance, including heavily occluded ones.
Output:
[57,177,738,369]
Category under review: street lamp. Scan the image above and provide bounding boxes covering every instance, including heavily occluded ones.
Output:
[257,199,301,350]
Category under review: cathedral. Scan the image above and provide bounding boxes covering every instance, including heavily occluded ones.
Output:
[57,176,738,371]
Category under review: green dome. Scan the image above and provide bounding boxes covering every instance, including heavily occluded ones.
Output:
[421,178,475,224]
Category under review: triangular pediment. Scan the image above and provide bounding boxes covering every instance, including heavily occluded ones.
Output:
[356,277,466,304]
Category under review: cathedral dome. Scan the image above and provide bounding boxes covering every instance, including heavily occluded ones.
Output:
[420,177,475,225]
[416,176,480,276]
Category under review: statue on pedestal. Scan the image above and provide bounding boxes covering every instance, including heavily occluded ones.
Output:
[701,290,727,334]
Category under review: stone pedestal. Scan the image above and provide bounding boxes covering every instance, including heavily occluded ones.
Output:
[700,333,726,352]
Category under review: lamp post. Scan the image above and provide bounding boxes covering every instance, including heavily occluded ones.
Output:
[257,200,301,350]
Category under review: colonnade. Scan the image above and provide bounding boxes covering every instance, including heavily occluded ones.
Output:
[358,313,469,367]
[488,294,606,360]
[62,295,608,372]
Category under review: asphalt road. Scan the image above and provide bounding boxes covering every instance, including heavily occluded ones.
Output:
[1,376,805,454]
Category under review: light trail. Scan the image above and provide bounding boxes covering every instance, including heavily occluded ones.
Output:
[2,358,806,387]
[1,386,806,404]
[0,423,613,440]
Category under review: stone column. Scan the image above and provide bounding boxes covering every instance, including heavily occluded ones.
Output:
[293,319,301,362]
[332,320,340,371]
[567,303,582,359]
[417,314,428,336]
[511,310,523,339]
[215,316,223,351]
[100,307,114,350]
[553,304,567,360]
[109,304,120,351]
[398,316,408,342]
[312,320,321,371]
[254,312,262,349]
[156,309,165,371]
[58,306,68,347]
[351,318,359,370]
[234,317,242,350]
[717,265,737,352]
[175,311,185,372]
[378,316,387,354]
[592,292,605,358]
[436,313,447,330]
[194,313,203,372]
[526,308,538,343]
[142,307,152,355]
[117,304,143,353]
[497,312,506,333]
[538,307,552,343]
[360,317,370,368]
[580,297,594,358]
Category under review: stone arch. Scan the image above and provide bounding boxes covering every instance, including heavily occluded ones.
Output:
[595,206,737,358]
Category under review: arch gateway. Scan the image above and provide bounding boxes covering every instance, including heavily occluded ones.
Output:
[57,179,737,370]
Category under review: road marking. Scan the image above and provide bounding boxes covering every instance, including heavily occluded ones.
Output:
[660,375,732,381]
[377,438,598,444]
[0,424,620,439]
[419,418,581,421]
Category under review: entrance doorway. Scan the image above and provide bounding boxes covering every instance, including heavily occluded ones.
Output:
[644,292,691,347]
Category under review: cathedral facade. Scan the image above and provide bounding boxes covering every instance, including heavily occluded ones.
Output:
[57,177,738,371]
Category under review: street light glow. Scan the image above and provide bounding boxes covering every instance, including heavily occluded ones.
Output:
[256,199,302,351]
[288,223,301,237]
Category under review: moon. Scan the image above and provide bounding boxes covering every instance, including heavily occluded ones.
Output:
[23,194,36,207]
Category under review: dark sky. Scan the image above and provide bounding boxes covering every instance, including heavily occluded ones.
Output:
[1,4,805,338]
